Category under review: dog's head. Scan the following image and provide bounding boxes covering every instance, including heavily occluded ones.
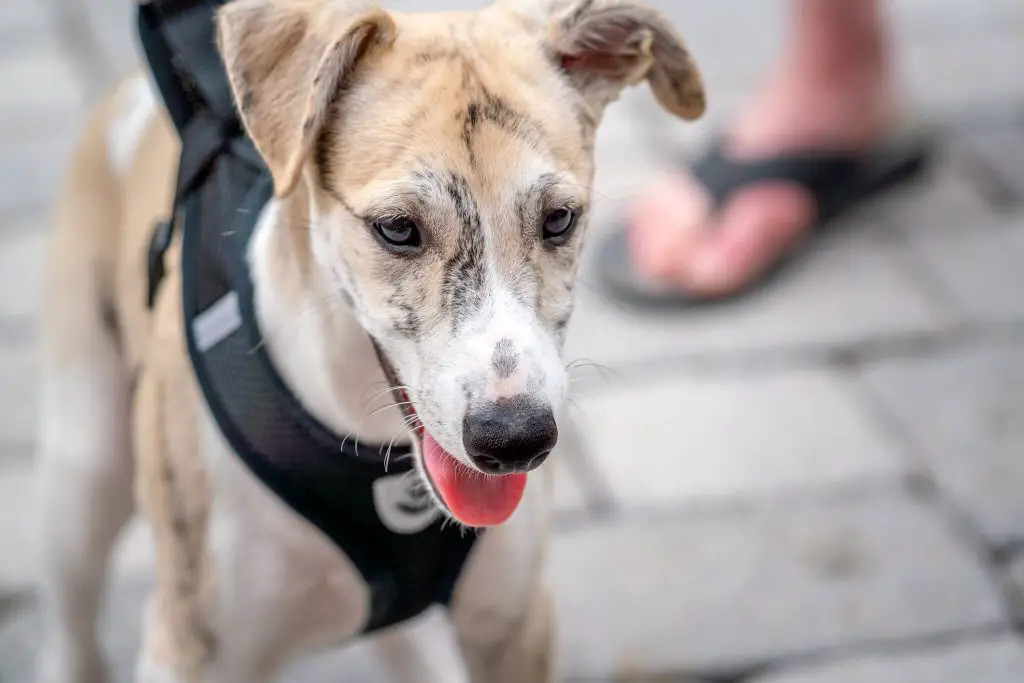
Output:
[216,0,703,526]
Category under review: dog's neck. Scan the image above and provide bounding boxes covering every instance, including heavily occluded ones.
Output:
[245,182,409,447]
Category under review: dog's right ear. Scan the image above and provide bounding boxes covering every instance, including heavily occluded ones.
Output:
[216,0,396,197]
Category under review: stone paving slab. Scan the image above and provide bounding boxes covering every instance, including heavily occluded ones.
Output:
[0,345,37,451]
[954,123,1024,209]
[73,0,140,91]
[0,588,143,683]
[0,220,48,322]
[0,463,37,591]
[565,218,955,366]
[751,633,1024,683]
[588,87,679,201]
[860,342,1024,549]
[865,153,1005,241]
[569,368,906,509]
[897,31,1024,114]
[0,2,53,50]
[0,479,158,598]
[551,493,1006,680]
[0,40,85,130]
[0,131,79,223]
[1004,552,1024,622]
[906,215,1024,324]
[550,448,591,517]
[888,0,1024,37]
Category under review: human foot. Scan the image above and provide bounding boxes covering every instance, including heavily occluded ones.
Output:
[625,58,899,299]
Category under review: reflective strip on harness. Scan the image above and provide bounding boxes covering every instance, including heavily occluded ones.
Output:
[192,291,241,352]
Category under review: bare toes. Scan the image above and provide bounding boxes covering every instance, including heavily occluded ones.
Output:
[626,171,714,281]
[680,183,814,296]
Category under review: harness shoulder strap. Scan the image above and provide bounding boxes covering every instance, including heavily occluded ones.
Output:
[137,0,237,134]
[138,0,247,309]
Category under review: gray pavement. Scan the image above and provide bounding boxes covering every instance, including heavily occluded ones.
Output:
[2,0,1023,681]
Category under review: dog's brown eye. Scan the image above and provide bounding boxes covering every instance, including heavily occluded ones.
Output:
[372,216,422,253]
[542,208,578,245]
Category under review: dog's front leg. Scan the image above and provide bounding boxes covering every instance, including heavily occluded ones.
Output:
[450,478,555,683]
[459,584,555,683]
[373,610,472,683]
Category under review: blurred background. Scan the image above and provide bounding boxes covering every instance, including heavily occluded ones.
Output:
[2,0,1023,681]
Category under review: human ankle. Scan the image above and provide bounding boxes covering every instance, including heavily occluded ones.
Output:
[729,62,894,155]
[788,0,890,86]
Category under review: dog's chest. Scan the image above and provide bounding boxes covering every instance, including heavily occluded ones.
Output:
[200,420,376,648]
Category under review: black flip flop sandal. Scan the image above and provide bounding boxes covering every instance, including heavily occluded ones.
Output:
[595,128,936,309]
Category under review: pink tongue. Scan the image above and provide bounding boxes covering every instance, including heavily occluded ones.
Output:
[422,431,527,527]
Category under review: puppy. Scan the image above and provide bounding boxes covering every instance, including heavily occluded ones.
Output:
[35,1,704,681]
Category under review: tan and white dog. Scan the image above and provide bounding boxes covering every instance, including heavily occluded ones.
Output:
[35,1,703,681]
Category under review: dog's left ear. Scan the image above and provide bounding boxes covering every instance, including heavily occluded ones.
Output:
[216,0,396,197]
[553,0,705,118]
[502,0,705,119]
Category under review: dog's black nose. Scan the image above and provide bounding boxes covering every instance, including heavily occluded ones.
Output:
[462,397,558,474]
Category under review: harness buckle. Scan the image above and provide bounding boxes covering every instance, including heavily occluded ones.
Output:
[146,216,175,309]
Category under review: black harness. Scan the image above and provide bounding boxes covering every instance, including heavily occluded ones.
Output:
[137,0,478,634]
